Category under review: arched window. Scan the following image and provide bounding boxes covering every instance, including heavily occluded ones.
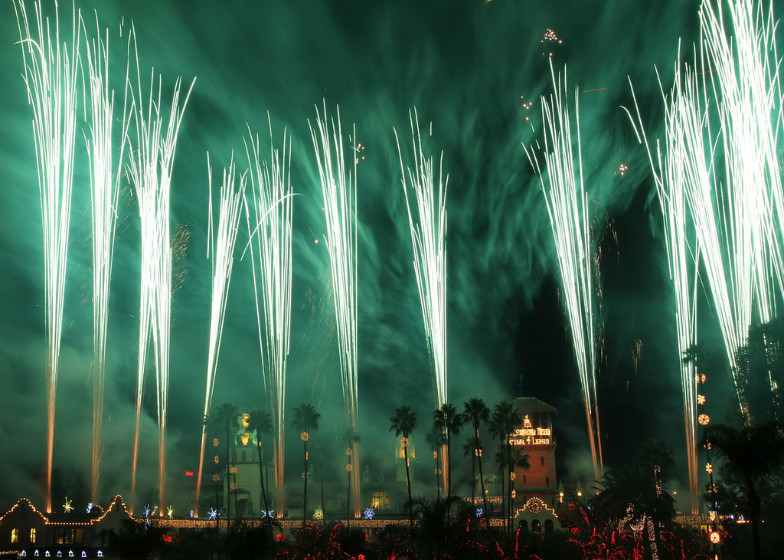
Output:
[30,528,36,543]
[10,528,19,543]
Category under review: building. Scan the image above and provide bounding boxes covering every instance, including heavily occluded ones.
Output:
[510,397,558,508]
[0,495,133,558]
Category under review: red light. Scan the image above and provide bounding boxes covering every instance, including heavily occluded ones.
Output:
[185,471,194,477]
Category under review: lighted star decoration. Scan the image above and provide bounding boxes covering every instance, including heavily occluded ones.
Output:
[363,507,375,520]
[62,498,73,513]
[208,507,219,521]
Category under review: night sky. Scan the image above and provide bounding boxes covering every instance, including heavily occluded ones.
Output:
[0,0,747,513]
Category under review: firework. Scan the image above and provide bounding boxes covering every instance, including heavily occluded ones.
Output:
[699,0,784,415]
[244,117,294,516]
[308,103,361,517]
[81,10,131,504]
[625,55,701,513]
[524,64,603,480]
[125,27,194,512]
[13,0,81,513]
[194,154,246,516]
[394,109,450,491]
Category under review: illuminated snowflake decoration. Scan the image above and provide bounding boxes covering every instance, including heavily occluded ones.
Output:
[143,505,152,519]
[313,508,323,521]
[710,531,721,544]
[617,163,629,176]
[167,506,174,519]
[85,502,93,514]
[698,414,711,426]
[363,507,375,520]
[475,507,484,518]
[697,394,706,405]
[260,509,276,519]
[62,498,73,513]
[208,507,220,521]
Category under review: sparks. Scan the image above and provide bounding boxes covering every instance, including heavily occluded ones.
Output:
[125,25,194,512]
[194,153,247,516]
[81,10,131,504]
[524,62,604,481]
[309,102,361,517]
[245,116,294,516]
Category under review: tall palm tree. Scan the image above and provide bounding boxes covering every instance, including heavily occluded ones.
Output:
[390,405,417,530]
[291,403,320,524]
[246,409,273,517]
[434,403,465,500]
[489,401,523,530]
[463,398,490,515]
[425,426,445,497]
[705,422,784,560]
[210,403,238,523]
[462,436,481,508]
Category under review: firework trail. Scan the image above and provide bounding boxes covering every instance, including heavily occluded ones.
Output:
[309,103,361,517]
[394,109,449,491]
[125,27,194,512]
[81,11,131,504]
[699,0,784,416]
[625,56,702,513]
[524,64,603,481]
[13,0,81,513]
[244,118,294,516]
[194,154,246,516]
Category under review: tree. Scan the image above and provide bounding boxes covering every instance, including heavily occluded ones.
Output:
[433,403,465,500]
[461,436,481,509]
[463,398,490,515]
[246,409,273,517]
[704,421,784,560]
[489,401,523,529]
[210,403,239,523]
[390,405,418,530]
[592,439,676,557]
[292,403,320,524]
[425,426,445,497]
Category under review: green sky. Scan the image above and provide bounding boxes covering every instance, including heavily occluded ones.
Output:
[0,0,747,512]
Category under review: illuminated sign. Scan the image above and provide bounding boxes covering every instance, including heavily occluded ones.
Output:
[509,415,552,446]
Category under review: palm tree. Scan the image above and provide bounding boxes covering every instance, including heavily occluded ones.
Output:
[489,401,523,530]
[705,422,784,560]
[433,403,465,500]
[463,398,490,515]
[462,436,481,508]
[246,409,273,517]
[390,405,417,530]
[210,403,239,523]
[425,426,445,498]
[292,403,320,524]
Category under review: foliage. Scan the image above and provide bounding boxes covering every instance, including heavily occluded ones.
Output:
[591,439,676,526]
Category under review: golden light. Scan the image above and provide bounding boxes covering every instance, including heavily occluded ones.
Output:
[709,531,721,544]
[697,394,706,405]
[705,463,713,474]
[301,432,309,441]
[698,414,711,426]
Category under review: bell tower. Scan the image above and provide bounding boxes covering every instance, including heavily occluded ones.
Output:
[510,397,557,506]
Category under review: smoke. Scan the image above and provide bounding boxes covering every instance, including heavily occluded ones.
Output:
[0,0,714,511]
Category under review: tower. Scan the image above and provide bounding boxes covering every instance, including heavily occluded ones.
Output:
[510,397,557,506]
